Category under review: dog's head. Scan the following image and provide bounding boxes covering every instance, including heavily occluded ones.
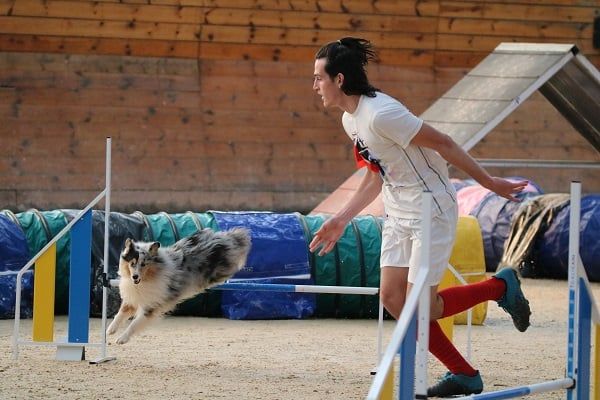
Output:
[120,238,161,285]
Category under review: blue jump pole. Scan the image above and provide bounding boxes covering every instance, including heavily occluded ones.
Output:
[399,313,417,400]
[67,209,92,344]
[213,282,379,295]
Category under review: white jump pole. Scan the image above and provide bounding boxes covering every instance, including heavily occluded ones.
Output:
[214,282,378,295]
[415,191,432,398]
[90,137,116,364]
[566,181,581,399]
[464,378,575,399]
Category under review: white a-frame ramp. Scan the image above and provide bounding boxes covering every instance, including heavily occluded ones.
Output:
[422,42,599,153]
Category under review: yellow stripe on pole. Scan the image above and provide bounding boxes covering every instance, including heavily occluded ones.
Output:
[594,323,600,400]
[32,243,56,342]
[378,362,394,400]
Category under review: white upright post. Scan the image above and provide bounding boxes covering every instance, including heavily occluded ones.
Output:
[566,181,581,399]
[415,191,432,398]
[371,298,385,376]
[377,298,384,363]
[90,137,116,364]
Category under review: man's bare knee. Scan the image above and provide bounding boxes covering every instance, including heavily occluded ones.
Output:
[380,288,406,319]
[429,293,444,320]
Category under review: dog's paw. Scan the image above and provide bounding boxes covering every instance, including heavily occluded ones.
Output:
[106,323,117,335]
[115,334,130,344]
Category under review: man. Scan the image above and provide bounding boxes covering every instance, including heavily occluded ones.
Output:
[309,37,531,397]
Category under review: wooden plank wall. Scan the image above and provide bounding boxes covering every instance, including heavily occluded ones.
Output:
[0,0,598,212]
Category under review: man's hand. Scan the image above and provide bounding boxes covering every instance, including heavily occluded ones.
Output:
[309,216,348,256]
[486,177,528,202]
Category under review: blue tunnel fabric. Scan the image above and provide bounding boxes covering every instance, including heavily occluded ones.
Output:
[211,211,315,320]
[534,195,600,281]
[0,214,33,318]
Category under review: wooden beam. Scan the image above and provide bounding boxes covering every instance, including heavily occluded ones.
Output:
[439,1,599,23]
[438,17,593,39]
[156,0,439,16]
[11,0,438,33]
[0,34,199,58]
[0,16,202,41]
[436,33,599,55]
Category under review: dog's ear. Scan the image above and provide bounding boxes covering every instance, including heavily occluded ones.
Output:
[149,242,160,256]
[123,238,133,253]
[121,238,138,262]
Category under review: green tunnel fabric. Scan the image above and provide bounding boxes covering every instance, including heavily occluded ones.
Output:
[300,214,383,319]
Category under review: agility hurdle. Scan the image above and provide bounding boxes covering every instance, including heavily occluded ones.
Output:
[12,138,114,364]
[215,282,379,295]
[367,182,600,400]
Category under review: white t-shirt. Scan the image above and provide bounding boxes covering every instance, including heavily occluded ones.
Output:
[342,92,457,218]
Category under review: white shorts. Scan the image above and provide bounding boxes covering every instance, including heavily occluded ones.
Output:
[380,206,458,286]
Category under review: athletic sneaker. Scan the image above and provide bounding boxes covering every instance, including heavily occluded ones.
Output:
[427,371,483,397]
[494,268,531,332]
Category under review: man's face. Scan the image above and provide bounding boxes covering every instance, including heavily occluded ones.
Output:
[313,58,342,109]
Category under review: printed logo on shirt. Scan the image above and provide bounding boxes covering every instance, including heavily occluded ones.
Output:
[354,136,385,176]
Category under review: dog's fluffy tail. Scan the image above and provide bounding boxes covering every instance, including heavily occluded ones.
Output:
[173,227,252,289]
[224,227,252,270]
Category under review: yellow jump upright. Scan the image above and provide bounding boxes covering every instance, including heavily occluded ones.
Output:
[32,243,56,342]
[448,216,487,325]
[377,363,395,400]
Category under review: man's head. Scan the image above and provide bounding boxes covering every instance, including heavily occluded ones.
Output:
[313,37,379,100]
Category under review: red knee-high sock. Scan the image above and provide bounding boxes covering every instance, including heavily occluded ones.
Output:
[429,320,477,376]
[439,277,506,318]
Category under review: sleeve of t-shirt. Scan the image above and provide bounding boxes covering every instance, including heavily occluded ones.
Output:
[371,105,423,149]
[341,112,354,140]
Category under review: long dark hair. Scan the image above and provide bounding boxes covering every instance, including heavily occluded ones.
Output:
[315,37,379,97]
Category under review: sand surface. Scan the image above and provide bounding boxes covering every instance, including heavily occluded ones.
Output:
[1,277,598,399]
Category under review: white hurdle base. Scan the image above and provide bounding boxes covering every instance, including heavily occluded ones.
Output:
[89,355,117,365]
[56,343,85,361]
[464,378,574,399]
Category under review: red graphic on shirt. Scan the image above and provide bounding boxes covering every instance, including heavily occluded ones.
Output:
[353,138,384,175]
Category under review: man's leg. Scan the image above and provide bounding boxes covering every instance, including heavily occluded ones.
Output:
[406,283,478,377]
[405,283,483,398]
[438,268,531,332]
[384,271,477,377]
[379,266,409,319]
[426,268,530,397]
[437,277,506,318]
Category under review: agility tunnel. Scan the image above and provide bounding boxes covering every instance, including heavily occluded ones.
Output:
[453,178,600,283]
[3,187,600,322]
[0,210,384,320]
[1,208,493,323]
[455,177,544,272]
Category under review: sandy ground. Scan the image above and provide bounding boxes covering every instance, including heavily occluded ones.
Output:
[0,277,598,400]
